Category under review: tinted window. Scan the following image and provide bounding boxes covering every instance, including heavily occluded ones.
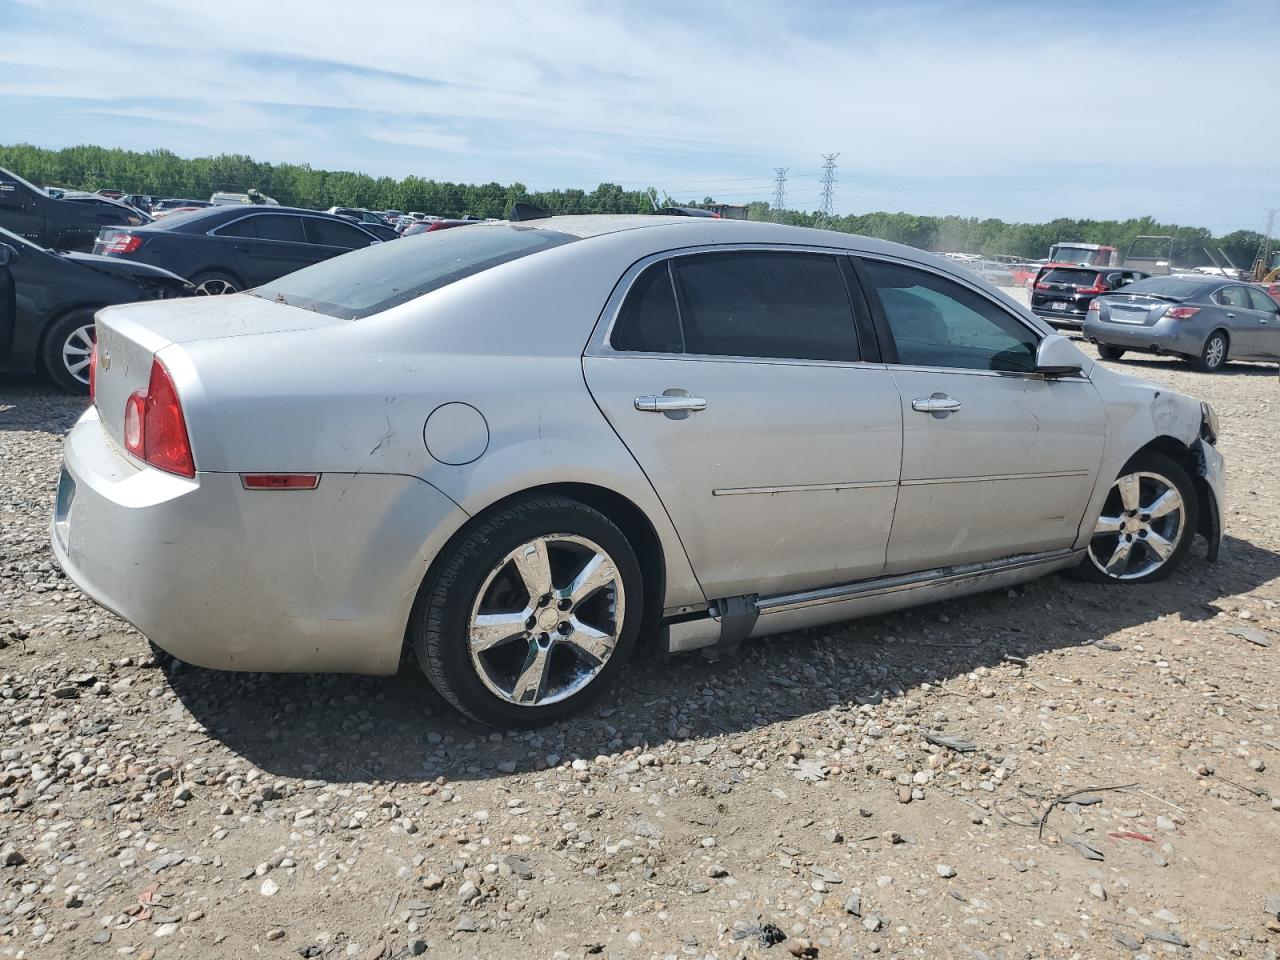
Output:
[673,252,859,362]
[254,215,305,243]
[305,217,373,249]
[1121,277,1204,299]
[1042,268,1100,286]
[611,262,683,353]
[1247,287,1279,312]
[252,225,576,319]
[862,259,1037,373]
[214,216,257,239]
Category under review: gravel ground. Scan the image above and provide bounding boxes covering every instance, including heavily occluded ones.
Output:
[2,348,1278,960]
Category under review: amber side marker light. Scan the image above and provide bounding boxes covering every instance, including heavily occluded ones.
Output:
[240,473,321,490]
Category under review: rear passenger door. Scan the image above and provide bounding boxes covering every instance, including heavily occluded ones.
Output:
[854,256,1105,575]
[214,214,315,286]
[584,248,903,601]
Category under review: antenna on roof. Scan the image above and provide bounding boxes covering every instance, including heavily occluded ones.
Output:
[509,202,552,222]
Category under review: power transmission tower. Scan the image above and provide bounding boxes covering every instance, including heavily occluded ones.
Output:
[772,167,789,211]
[819,154,839,219]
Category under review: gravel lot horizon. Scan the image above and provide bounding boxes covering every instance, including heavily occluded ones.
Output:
[2,342,1278,960]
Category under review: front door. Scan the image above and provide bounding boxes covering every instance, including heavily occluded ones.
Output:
[1245,286,1280,359]
[584,250,903,600]
[854,256,1105,575]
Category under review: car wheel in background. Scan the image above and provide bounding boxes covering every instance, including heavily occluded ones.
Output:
[1068,450,1198,585]
[191,271,240,296]
[41,308,96,394]
[1097,344,1126,361]
[411,494,644,727]
[1193,331,1228,372]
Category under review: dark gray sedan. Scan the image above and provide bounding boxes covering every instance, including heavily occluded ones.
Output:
[1083,275,1280,371]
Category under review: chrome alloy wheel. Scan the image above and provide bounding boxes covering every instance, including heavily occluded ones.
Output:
[467,534,624,707]
[1088,471,1186,580]
[194,277,238,295]
[61,323,95,385]
[1203,334,1226,369]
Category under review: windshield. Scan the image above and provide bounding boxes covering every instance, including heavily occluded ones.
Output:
[1114,276,1203,300]
[253,225,578,319]
[1051,245,1100,263]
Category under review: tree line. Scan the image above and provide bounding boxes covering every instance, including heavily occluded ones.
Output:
[0,142,1264,267]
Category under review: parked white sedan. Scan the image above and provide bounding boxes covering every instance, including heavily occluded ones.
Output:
[52,216,1225,726]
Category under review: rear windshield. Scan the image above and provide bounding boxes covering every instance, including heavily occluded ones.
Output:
[1116,277,1204,300]
[1042,268,1099,285]
[252,225,577,319]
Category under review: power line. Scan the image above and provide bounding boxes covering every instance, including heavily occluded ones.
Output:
[819,153,839,219]
[772,167,789,211]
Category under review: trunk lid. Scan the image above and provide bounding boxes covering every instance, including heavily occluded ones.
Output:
[92,293,347,451]
[1096,295,1172,326]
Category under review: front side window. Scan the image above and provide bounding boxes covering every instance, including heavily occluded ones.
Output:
[1247,287,1279,313]
[861,258,1038,372]
[672,251,860,362]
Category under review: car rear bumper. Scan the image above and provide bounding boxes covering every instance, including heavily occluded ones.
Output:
[1081,316,1203,355]
[51,406,468,675]
[1033,308,1087,329]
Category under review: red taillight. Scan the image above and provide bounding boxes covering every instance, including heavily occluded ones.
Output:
[88,343,98,402]
[1034,282,1051,291]
[101,232,144,254]
[1165,306,1201,320]
[240,473,321,490]
[1088,299,1102,312]
[1078,278,1108,295]
[122,359,195,478]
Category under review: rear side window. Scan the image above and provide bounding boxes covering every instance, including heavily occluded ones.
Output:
[673,252,860,362]
[305,217,373,249]
[1247,287,1278,312]
[216,214,304,243]
[252,225,577,319]
[611,262,684,353]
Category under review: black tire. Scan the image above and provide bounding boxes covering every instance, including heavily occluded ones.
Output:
[1097,344,1126,361]
[190,270,241,296]
[411,495,644,727]
[1068,450,1198,585]
[1192,330,1228,372]
[41,308,97,395]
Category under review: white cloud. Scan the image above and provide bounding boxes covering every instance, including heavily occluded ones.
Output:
[0,0,1276,225]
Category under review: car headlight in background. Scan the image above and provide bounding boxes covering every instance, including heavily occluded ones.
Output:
[1200,401,1218,445]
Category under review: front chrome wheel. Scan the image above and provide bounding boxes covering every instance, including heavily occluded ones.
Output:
[1087,471,1186,580]
[468,534,624,707]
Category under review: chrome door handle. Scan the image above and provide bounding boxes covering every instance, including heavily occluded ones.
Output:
[911,395,962,414]
[635,394,708,413]
[1226,312,1236,318]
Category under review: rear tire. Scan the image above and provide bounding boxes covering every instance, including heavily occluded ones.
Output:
[411,495,644,727]
[191,271,241,296]
[1097,344,1125,361]
[41,308,97,395]
[1193,330,1228,372]
[1068,450,1198,585]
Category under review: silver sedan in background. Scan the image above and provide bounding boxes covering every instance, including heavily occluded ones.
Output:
[1083,275,1280,371]
[52,217,1225,726]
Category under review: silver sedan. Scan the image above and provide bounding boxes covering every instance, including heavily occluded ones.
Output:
[52,216,1226,726]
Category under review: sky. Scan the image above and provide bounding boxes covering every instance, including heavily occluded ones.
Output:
[1,0,1277,231]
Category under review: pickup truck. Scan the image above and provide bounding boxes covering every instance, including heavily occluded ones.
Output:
[0,167,149,252]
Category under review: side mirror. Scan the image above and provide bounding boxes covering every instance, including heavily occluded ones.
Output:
[1035,334,1084,376]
